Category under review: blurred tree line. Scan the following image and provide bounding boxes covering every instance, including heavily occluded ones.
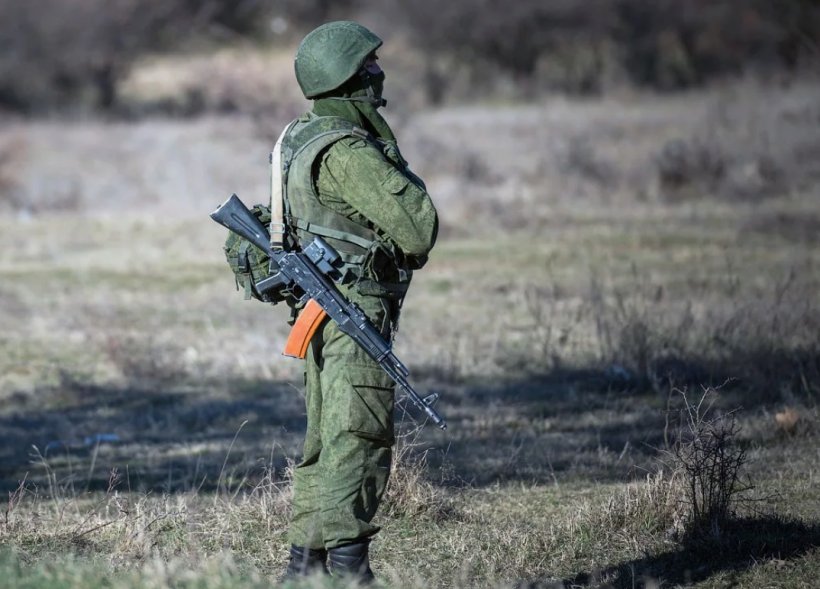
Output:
[0,0,347,113]
[0,0,817,114]
[397,0,819,98]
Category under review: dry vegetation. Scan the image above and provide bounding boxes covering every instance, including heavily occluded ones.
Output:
[0,37,819,588]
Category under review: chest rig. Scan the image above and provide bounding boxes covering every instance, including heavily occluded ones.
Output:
[280,113,410,293]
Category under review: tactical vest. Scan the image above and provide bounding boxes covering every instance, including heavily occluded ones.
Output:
[281,114,409,293]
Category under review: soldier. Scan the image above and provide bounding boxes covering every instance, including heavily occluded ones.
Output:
[281,21,438,582]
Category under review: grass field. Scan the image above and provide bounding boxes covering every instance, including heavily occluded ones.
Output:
[1,67,819,587]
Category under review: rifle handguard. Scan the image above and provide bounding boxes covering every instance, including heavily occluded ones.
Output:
[284,299,328,358]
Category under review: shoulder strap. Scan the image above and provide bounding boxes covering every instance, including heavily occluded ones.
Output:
[282,114,392,283]
[286,114,372,159]
[269,121,295,250]
[283,115,383,252]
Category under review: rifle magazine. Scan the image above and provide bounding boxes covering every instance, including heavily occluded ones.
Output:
[283,299,327,359]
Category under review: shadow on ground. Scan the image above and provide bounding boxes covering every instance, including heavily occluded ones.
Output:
[0,366,646,494]
[0,356,812,494]
[419,367,691,487]
[525,516,820,588]
[0,376,309,494]
[420,348,818,487]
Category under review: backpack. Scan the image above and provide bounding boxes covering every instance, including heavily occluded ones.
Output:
[221,120,294,305]
[222,204,288,303]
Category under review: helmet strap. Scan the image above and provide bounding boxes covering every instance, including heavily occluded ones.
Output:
[325,67,386,108]
[326,95,386,108]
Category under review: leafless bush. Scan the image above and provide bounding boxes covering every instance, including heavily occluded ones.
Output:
[495,281,584,376]
[561,136,619,188]
[585,389,755,548]
[656,138,726,200]
[741,211,820,245]
[589,270,702,394]
[0,136,26,211]
[663,388,752,540]
[655,136,794,202]
[103,334,188,387]
[586,264,820,399]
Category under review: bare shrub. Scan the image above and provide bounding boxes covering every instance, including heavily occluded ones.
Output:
[586,264,820,399]
[561,136,619,189]
[741,211,820,245]
[507,283,581,373]
[655,136,794,203]
[0,135,27,211]
[583,389,754,550]
[103,334,188,387]
[589,270,702,394]
[663,388,752,540]
[656,137,726,200]
[707,268,820,399]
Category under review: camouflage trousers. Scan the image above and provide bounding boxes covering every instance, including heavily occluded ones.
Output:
[288,291,396,550]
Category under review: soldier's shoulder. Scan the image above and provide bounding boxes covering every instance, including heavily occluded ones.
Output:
[324,135,385,169]
[332,134,378,152]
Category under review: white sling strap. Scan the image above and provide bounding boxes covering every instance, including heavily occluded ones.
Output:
[270,122,294,250]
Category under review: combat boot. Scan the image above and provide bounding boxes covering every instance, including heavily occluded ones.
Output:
[282,544,329,579]
[327,540,375,583]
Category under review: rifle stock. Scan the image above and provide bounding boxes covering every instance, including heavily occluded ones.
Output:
[210,194,271,253]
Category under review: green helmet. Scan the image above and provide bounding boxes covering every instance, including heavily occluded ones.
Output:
[295,21,383,99]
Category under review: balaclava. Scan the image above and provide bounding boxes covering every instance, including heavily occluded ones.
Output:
[312,68,396,143]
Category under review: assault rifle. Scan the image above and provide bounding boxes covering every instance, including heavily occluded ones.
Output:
[211,194,447,430]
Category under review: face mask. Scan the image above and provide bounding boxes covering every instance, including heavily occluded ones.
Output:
[366,71,386,107]
[326,69,386,108]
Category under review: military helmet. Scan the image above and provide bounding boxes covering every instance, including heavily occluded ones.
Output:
[295,21,383,99]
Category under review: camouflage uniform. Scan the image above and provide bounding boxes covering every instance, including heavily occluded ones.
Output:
[282,22,438,579]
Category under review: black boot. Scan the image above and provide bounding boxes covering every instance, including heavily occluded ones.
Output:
[328,540,375,583]
[282,544,329,579]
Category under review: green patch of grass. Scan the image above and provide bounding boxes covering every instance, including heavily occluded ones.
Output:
[0,551,280,589]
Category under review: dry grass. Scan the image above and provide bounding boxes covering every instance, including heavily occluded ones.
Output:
[0,65,819,587]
